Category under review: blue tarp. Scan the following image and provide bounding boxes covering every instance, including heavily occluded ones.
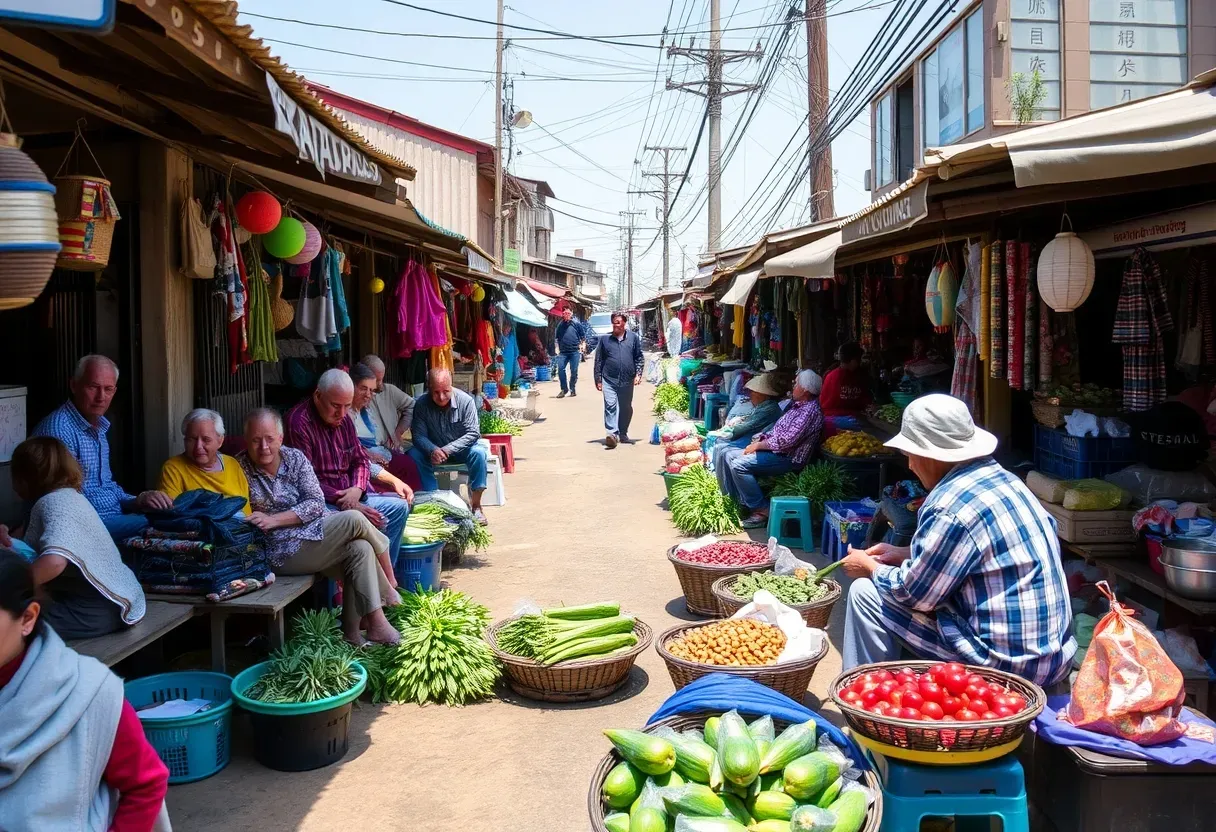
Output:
[502,287,547,327]
[1032,694,1216,766]
[647,674,869,770]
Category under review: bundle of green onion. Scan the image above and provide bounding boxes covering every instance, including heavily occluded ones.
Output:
[404,508,457,545]
[494,602,639,665]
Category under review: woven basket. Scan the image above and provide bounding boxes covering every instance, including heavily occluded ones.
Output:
[666,543,775,617]
[1031,399,1122,428]
[0,249,59,310]
[655,621,829,700]
[829,660,1046,754]
[712,573,842,628]
[487,617,653,703]
[587,712,883,832]
[54,175,118,272]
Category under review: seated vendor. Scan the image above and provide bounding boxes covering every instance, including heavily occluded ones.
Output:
[158,409,250,514]
[839,394,1076,687]
[349,362,422,495]
[710,373,784,470]
[820,342,871,418]
[407,369,489,525]
[717,369,824,529]
[2,437,146,639]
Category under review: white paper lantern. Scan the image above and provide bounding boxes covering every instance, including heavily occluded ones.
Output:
[1037,230,1095,312]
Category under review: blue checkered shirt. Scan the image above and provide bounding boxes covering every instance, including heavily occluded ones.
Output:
[33,401,135,518]
[871,457,1076,686]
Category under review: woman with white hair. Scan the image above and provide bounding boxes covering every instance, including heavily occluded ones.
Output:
[157,408,250,513]
[716,369,825,529]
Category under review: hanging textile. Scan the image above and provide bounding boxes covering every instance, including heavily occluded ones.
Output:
[1112,248,1174,411]
[1038,299,1054,388]
[979,244,991,364]
[1023,244,1037,391]
[428,267,454,371]
[293,257,335,348]
[211,194,252,373]
[1177,257,1215,368]
[951,241,982,414]
[390,258,449,357]
[732,304,745,349]
[989,241,1005,378]
[1007,242,1025,390]
[242,243,278,363]
[860,275,874,354]
[324,247,350,354]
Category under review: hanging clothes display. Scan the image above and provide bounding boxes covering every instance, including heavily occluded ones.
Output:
[293,256,336,348]
[323,246,350,354]
[732,304,745,349]
[1007,242,1025,390]
[979,244,991,364]
[429,267,454,372]
[951,242,982,414]
[1177,256,1215,369]
[1112,247,1174,411]
[1023,244,1037,392]
[1038,298,1054,388]
[242,243,278,363]
[390,258,449,357]
[989,241,1005,378]
[211,194,252,373]
[860,275,874,354]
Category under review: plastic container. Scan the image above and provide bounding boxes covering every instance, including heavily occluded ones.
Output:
[891,391,917,408]
[482,381,499,399]
[231,660,367,772]
[123,671,234,783]
[821,500,876,561]
[1033,424,1137,480]
[535,365,551,381]
[394,540,444,591]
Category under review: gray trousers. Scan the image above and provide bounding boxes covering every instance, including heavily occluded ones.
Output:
[278,510,394,617]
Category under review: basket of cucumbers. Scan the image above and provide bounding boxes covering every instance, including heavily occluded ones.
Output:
[588,710,883,832]
[486,602,653,703]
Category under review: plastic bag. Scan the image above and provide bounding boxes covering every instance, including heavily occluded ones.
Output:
[661,421,698,442]
[729,589,826,663]
[1105,464,1216,505]
[1065,409,1100,438]
[747,715,775,744]
[665,436,703,454]
[1062,478,1127,511]
[770,537,815,576]
[673,816,748,832]
[1157,628,1216,680]
[789,805,837,832]
[634,777,666,813]
[1065,581,1188,745]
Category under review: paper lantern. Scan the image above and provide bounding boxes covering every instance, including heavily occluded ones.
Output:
[925,260,958,332]
[369,277,386,294]
[0,134,60,309]
[1037,231,1095,312]
[285,220,322,265]
[262,217,306,259]
[236,191,281,234]
[471,284,486,302]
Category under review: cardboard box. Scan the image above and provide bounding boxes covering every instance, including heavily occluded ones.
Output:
[1040,500,1136,544]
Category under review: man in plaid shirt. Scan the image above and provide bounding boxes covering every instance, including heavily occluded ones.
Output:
[840,394,1075,686]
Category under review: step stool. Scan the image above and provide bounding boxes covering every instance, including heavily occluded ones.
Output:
[483,455,507,506]
[767,496,814,551]
[703,392,729,430]
[483,433,516,473]
[872,750,1030,832]
[686,378,701,418]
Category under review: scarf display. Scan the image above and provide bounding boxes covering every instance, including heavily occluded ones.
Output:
[979,244,991,364]
[951,242,982,414]
[1007,241,1024,389]
[211,194,251,373]
[391,258,449,358]
[1112,247,1174,411]
[1023,243,1037,392]
[1039,298,1054,388]
[989,241,1005,378]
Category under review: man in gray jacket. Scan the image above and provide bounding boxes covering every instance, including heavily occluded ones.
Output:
[360,354,414,451]
[594,311,644,448]
[407,369,489,524]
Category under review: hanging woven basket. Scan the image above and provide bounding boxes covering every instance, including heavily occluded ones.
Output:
[54,174,120,271]
[0,134,60,309]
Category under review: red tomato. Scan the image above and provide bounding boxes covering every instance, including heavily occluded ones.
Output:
[861,690,881,708]
[955,709,980,722]
[902,691,925,711]
[964,683,991,702]
[940,695,962,715]
[867,705,886,715]
[841,690,862,705]
[1005,694,1027,713]
[940,715,957,722]
[896,707,922,721]
[874,670,895,683]
[920,701,945,720]
[945,662,966,675]
[873,701,893,715]
[858,672,883,688]
[895,670,918,687]
[928,662,948,679]
[981,711,1000,720]
[993,705,1016,718]
[876,680,900,701]
[918,680,944,704]
[943,671,969,697]
[966,673,985,686]
[969,699,990,714]
[888,690,904,708]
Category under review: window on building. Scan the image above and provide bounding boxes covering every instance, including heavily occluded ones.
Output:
[922,9,985,150]
[875,91,894,186]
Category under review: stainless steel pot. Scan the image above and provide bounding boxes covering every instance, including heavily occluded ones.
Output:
[1158,551,1216,600]
[1160,538,1216,570]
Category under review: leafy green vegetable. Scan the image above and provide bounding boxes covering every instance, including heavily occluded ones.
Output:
[873,404,903,424]
[768,462,855,522]
[244,610,360,704]
[669,464,742,536]
[479,411,522,436]
[729,571,831,605]
[654,382,690,416]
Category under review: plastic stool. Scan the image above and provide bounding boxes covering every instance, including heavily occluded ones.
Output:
[703,393,729,430]
[686,378,701,418]
[483,433,515,473]
[873,751,1030,832]
[434,465,468,498]
[767,496,814,551]
[483,456,507,506]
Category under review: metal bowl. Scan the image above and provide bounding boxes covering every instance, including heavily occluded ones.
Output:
[1158,551,1216,600]
[1160,538,1216,570]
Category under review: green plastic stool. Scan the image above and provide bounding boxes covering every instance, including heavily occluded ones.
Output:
[767,496,814,551]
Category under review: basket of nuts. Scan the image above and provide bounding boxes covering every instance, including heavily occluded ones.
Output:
[655,618,829,700]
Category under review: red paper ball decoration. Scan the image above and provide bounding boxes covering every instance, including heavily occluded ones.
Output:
[235,191,281,235]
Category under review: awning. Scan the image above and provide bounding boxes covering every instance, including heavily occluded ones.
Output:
[524,278,568,299]
[720,266,762,306]
[926,84,1216,189]
[502,287,547,326]
[764,230,843,280]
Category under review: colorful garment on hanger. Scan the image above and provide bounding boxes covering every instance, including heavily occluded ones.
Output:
[324,247,350,353]
[860,276,874,353]
[243,244,278,363]
[1179,257,1215,367]
[978,244,991,364]
[732,304,745,349]
[1113,248,1174,411]
[1023,244,1036,391]
[951,242,982,414]
[989,241,1005,378]
[391,258,449,357]
[294,257,336,348]
[1039,299,1054,388]
[211,195,251,373]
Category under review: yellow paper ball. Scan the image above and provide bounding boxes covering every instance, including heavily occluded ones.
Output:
[369,277,386,294]
[471,285,486,302]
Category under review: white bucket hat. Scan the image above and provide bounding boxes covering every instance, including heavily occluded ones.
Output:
[744,373,782,397]
[884,393,998,462]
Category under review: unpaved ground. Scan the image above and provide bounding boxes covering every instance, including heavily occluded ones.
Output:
[167,373,847,832]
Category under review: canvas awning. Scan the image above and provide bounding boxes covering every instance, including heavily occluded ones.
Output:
[926,84,1216,189]
[502,287,547,327]
[719,266,762,306]
[764,230,843,280]
[524,278,569,299]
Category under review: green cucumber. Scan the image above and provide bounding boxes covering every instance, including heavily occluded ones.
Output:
[629,807,667,832]
[602,761,645,809]
[603,730,676,776]
[604,813,630,832]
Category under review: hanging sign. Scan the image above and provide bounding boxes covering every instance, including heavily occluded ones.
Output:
[841,180,929,245]
[0,0,114,32]
[503,248,521,275]
[1080,203,1216,259]
[266,75,383,187]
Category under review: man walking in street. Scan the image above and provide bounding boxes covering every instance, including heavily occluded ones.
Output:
[554,306,585,399]
[594,311,644,449]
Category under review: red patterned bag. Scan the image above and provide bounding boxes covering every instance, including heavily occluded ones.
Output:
[1065,581,1186,745]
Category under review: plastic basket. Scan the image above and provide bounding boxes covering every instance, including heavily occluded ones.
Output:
[535,365,552,381]
[1033,424,1137,480]
[123,671,234,784]
[394,540,444,591]
[891,391,917,408]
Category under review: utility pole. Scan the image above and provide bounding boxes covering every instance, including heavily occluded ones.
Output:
[493,0,505,261]
[668,0,762,253]
[630,146,686,290]
[806,0,834,221]
[619,210,645,308]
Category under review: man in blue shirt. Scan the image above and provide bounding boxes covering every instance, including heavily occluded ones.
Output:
[593,311,645,448]
[407,368,490,525]
[33,354,173,541]
[553,306,585,399]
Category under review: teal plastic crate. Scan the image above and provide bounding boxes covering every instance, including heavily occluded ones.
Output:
[124,671,233,783]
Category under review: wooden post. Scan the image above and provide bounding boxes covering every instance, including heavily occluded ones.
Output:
[139,141,195,485]
[979,229,1013,444]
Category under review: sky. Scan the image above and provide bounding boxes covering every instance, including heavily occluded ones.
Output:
[236,0,968,302]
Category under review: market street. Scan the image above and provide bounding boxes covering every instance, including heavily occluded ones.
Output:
[165,374,846,831]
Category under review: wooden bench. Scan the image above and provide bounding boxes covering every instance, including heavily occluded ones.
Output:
[69,601,195,667]
[147,574,317,673]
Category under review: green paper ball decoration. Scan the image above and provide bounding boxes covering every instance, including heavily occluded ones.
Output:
[262,217,306,259]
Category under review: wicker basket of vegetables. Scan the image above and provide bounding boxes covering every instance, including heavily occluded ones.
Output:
[486,602,654,703]
[667,541,775,617]
[655,619,830,701]
[711,568,842,629]
[587,710,883,832]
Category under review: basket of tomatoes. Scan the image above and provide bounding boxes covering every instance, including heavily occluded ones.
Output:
[829,661,1045,757]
